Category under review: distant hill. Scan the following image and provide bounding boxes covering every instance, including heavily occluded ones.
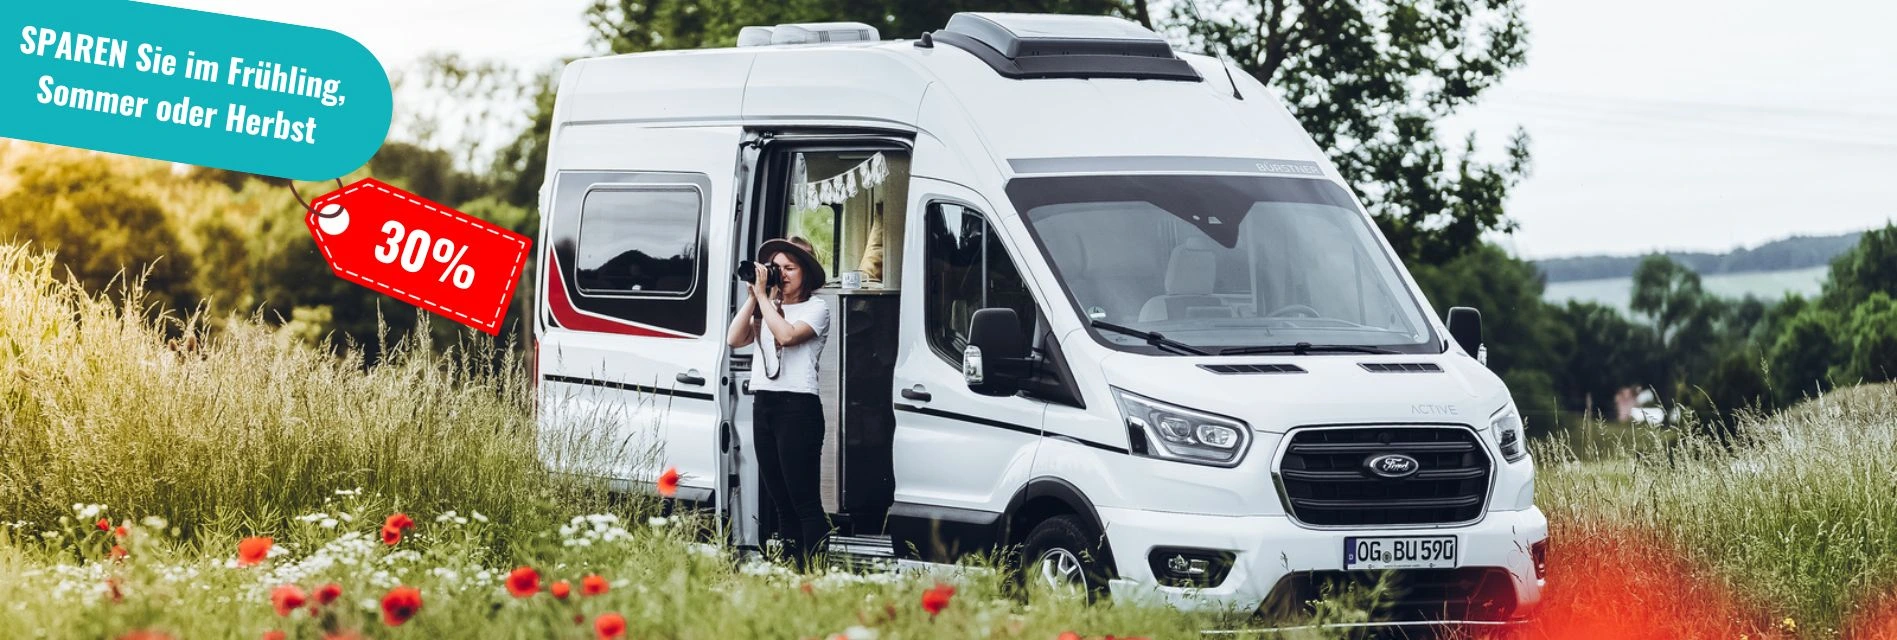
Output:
[1535,231,1863,283]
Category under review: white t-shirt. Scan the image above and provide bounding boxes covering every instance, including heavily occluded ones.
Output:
[750,297,831,395]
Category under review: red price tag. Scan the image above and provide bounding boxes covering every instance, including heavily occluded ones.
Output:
[304,178,531,336]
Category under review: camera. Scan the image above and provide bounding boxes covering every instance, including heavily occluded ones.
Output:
[735,259,783,289]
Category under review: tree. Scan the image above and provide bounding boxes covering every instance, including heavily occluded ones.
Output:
[1833,293,1897,385]
[1766,306,1837,406]
[1553,300,1656,417]
[0,156,198,313]
[1821,222,1897,312]
[1169,0,1531,264]
[1628,255,1721,416]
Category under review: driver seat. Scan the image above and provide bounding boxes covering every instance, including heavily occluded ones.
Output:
[1139,237,1233,322]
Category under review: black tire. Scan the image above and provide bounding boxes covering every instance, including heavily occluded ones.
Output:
[1018,515,1114,600]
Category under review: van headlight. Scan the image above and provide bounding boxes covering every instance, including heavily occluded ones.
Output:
[1112,387,1250,467]
[1490,402,1528,462]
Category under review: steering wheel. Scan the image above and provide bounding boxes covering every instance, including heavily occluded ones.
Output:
[1266,304,1322,319]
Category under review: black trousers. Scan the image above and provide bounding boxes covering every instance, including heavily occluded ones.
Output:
[752,390,830,567]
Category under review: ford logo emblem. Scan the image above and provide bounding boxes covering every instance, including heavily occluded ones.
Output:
[1366,453,1420,479]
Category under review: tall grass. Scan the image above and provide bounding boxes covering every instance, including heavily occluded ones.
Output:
[1537,384,1897,636]
[0,244,606,545]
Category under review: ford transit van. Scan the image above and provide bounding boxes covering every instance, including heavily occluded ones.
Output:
[534,12,1546,628]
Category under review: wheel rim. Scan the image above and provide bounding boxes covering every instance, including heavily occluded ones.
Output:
[1037,548,1087,590]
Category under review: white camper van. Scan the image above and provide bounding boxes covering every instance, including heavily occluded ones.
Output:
[534,12,1547,626]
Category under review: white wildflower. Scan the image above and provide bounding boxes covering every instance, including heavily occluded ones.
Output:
[843,626,879,640]
[319,518,338,529]
[140,516,167,529]
[648,516,671,527]
[470,511,488,523]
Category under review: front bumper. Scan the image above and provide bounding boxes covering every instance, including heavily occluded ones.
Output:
[1102,506,1547,619]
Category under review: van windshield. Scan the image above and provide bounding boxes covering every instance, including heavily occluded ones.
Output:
[1009,174,1440,355]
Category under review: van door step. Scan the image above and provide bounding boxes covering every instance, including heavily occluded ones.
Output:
[824,534,897,571]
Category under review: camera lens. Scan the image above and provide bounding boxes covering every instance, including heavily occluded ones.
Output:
[735,260,757,284]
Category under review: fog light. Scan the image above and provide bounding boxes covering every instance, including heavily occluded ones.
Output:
[1147,547,1235,588]
[1531,538,1548,580]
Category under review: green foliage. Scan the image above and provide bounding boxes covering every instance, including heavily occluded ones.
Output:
[1538,383,1897,634]
[1553,300,1657,415]
[1822,222,1897,312]
[1174,0,1531,264]
[1767,305,1838,405]
[0,155,198,313]
[1833,293,1897,385]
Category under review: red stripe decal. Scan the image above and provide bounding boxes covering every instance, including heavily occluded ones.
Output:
[545,252,691,338]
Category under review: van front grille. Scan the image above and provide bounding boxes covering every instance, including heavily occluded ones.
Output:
[1277,426,1490,526]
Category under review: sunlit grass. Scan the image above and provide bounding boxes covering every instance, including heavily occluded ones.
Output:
[1536,384,1897,637]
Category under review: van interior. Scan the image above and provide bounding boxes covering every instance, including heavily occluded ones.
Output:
[736,136,911,537]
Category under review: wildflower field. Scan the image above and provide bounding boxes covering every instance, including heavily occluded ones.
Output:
[5,241,1897,639]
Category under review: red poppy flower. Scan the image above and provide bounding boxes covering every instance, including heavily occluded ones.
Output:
[263,630,287,640]
[237,536,273,567]
[550,580,571,599]
[921,582,955,617]
[271,584,307,617]
[96,518,110,531]
[506,566,541,598]
[106,577,124,602]
[800,582,814,596]
[315,582,343,606]
[322,631,365,640]
[1057,633,1082,640]
[657,467,680,498]
[381,513,415,546]
[594,612,627,640]
[114,525,128,538]
[581,574,609,596]
[380,585,422,626]
[110,545,128,561]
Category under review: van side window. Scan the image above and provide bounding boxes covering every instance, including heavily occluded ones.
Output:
[923,202,1038,365]
[575,187,702,296]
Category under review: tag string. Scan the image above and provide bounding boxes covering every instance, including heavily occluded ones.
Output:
[288,178,347,213]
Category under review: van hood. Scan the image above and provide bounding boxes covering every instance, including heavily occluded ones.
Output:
[1095,351,1511,433]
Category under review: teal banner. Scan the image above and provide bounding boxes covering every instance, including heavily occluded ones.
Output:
[2,0,392,181]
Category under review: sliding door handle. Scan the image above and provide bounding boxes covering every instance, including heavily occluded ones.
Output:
[900,385,932,402]
[676,370,706,386]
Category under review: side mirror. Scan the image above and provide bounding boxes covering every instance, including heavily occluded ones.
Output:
[1445,306,1484,364]
[965,308,1028,396]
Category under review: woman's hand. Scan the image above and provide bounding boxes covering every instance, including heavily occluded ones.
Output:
[749,263,771,300]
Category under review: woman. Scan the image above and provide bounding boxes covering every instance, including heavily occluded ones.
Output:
[725,236,832,569]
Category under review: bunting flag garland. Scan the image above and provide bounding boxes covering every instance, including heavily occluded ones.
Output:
[798,152,890,208]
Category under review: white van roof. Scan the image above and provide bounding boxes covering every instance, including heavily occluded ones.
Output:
[554,17,1332,178]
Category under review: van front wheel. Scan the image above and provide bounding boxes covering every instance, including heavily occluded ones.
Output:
[1018,515,1112,599]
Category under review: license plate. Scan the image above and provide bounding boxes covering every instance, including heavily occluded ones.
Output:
[1343,536,1458,570]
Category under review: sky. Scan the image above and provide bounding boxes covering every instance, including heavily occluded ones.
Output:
[151,0,1897,260]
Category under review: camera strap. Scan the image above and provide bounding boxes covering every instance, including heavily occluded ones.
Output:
[755,302,784,380]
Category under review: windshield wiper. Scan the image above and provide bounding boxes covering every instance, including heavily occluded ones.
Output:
[1219,342,1399,356]
[1090,320,1208,356]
